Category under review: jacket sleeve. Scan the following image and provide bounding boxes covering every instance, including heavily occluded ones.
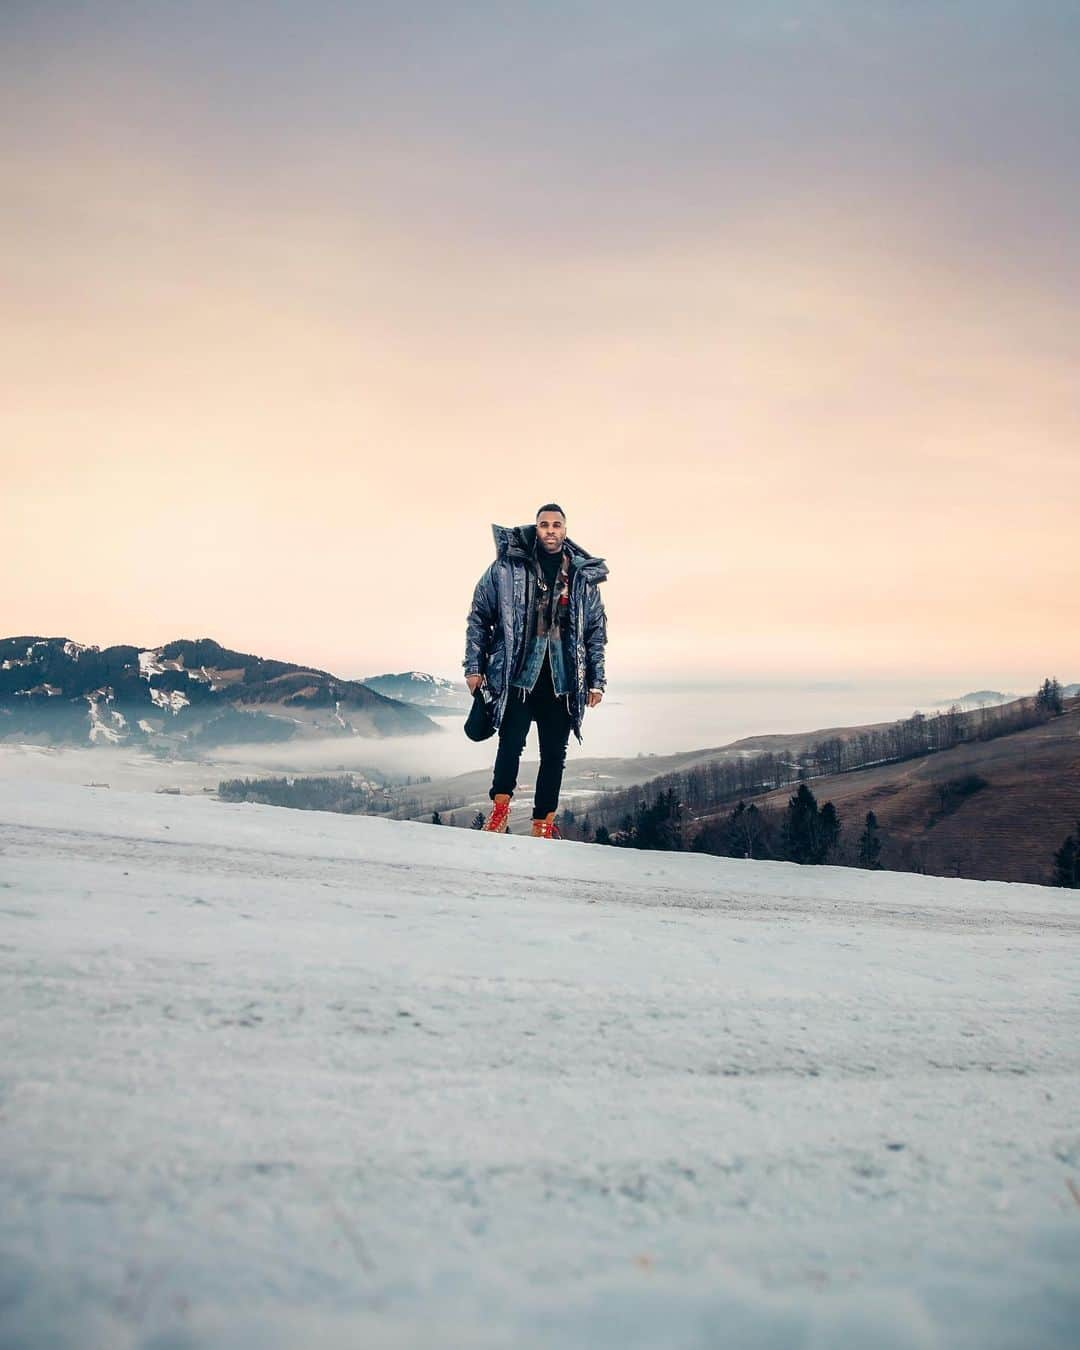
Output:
[463,565,498,675]
[583,583,608,690]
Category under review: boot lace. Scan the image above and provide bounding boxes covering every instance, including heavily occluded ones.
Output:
[483,799,511,831]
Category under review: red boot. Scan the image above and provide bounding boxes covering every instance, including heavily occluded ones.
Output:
[482,793,512,833]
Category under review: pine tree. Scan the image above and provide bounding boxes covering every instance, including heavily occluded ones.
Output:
[657,787,683,850]
[783,783,820,864]
[819,801,841,862]
[1036,676,1064,715]
[431,811,442,825]
[857,810,883,869]
[627,787,683,850]
[1052,821,1080,887]
[782,783,841,864]
[726,801,752,857]
[470,810,485,829]
[690,801,776,860]
[594,825,611,845]
[632,798,652,848]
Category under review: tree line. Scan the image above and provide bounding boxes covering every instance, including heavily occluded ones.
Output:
[585,679,1071,840]
[586,782,1078,888]
[573,780,871,867]
[218,774,390,813]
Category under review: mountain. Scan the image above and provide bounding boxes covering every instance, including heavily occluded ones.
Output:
[0,636,440,749]
[933,689,1018,709]
[939,684,1079,708]
[359,670,470,712]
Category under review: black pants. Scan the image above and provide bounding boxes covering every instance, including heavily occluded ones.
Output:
[489,655,573,818]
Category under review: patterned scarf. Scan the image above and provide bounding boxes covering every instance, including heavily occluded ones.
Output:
[532,545,571,641]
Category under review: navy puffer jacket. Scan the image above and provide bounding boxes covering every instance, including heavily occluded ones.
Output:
[463,522,609,745]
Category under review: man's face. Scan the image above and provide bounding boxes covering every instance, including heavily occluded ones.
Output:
[536,512,566,552]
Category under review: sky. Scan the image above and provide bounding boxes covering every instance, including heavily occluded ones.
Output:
[3,2,1078,689]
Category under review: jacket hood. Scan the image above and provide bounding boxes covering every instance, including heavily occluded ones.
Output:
[491,522,608,582]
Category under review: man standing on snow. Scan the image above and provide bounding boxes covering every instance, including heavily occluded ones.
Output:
[463,504,609,837]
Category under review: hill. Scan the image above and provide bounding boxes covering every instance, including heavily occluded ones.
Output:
[1,779,1077,1348]
[0,636,440,749]
[713,702,1080,883]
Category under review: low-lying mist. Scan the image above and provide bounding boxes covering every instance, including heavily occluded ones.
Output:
[201,717,493,782]
[1,677,1023,803]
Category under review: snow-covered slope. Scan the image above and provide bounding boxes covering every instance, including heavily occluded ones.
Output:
[1,780,1078,1349]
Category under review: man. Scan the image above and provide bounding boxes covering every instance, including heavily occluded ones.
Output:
[463,504,609,837]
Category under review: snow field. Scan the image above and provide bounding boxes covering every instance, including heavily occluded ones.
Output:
[1,779,1078,1349]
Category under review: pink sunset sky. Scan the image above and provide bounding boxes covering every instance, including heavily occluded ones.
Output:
[4,3,1078,689]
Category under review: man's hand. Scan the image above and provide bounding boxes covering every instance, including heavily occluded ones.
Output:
[588,689,604,708]
[466,674,485,695]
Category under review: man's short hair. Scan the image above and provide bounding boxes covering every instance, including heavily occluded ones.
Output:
[536,502,566,519]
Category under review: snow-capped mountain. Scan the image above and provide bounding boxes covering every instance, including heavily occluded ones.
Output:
[0,636,440,748]
[359,670,471,711]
